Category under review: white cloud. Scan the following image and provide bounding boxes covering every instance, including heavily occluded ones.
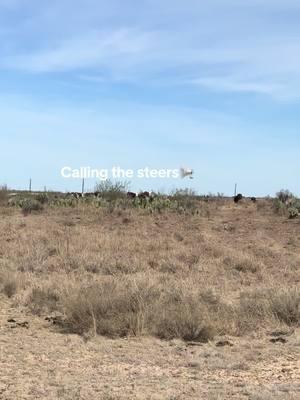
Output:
[1,1,300,100]
[4,28,155,72]
[191,77,282,95]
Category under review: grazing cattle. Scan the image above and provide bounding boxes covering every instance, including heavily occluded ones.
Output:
[234,193,243,203]
[68,192,83,199]
[138,191,150,199]
[250,196,257,203]
[127,191,137,199]
[83,192,95,198]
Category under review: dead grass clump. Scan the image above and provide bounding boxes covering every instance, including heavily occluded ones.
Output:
[224,255,261,274]
[153,290,216,342]
[0,185,8,206]
[61,277,229,341]
[63,277,159,337]
[272,198,288,217]
[0,272,19,298]
[171,189,198,213]
[27,287,61,315]
[237,287,300,334]
[101,262,141,275]
[233,259,260,273]
[151,285,230,342]
[21,198,44,216]
[237,290,271,333]
[268,287,300,325]
[84,263,101,274]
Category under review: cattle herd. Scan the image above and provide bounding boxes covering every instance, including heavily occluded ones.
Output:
[66,191,256,204]
[66,191,154,200]
[234,193,257,203]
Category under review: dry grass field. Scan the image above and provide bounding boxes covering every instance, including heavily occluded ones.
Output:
[0,195,299,399]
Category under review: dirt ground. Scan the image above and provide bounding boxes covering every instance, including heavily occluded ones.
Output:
[0,199,299,399]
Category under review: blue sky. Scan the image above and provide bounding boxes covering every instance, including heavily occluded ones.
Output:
[1,0,300,195]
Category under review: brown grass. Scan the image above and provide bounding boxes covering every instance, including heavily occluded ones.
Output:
[1,197,299,339]
[0,184,8,206]
[0,197,299,399]
[0,271,19,298]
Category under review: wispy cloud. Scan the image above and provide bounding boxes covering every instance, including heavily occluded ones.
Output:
[191,77,283,96]
[1,2,300,194]
[4,28,154,72]
[1,1,300,100]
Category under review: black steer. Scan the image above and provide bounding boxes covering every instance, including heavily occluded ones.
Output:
[234,193,243,203]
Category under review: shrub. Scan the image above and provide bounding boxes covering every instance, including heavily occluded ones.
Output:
[224,255,260,274]
[61,277,229,341]
[152,290,217,342]
[237,287,300,333]
[0,272,18,298]
[287,198,300,219]
[268,287,300,325]
[237,290,271,333]
[0,184,8,205]
[171,188,198,212]
[63,278,158,337]
[35,193,49,204]
[233,259,260,273]
[272,193,300,217]
[288,207,299,219]
[21,198,44,215]
[27,287,60,315]
[94,180,128,201]
[276,189,294,204]
[273,198,287,216]
[172,188,197,198]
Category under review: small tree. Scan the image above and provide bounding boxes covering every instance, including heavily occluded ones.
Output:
[276,189,294,204]
[94,180,128,201]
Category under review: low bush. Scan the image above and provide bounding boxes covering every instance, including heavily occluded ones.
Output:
[237,287,300,333]
[21,198,44,215]
[0,271,19,298]
[63,277,158,337]
[273,198,288,216]
[268,287,300,325]
[171,188,198,212]
[0,184,8,206]
[94,180,128,201]
[276,189,294,204]
[288,206,299,219]
[24,279,299,339]
[273,189,299,218]
[35,193,49,204]
[61,278,229,341]
[27,287,61,315]
[152,288,218,342]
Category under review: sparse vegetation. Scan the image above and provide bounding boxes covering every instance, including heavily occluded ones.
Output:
[27,286,61,315]
[21,198,44,215]
[0,191,299,399]
[59,279,232,341]
[237,287,300,333]
[35,192,49,204]
[273,189,300,219]
[0,184,8,206]
[94,180,128,201]
[276,189,294,204]
[0,271,19,298]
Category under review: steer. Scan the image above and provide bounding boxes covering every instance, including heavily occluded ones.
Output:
[138,191,150,199]
[127,191,137,199]
[234,193,243,203]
